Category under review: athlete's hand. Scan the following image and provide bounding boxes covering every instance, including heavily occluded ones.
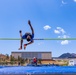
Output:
[28,20,31,25]
[19,30,22,33]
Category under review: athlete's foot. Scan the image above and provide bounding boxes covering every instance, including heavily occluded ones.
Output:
[18,46,22,50]
[24,44,26,50]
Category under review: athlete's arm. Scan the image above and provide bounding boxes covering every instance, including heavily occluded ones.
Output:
[19,30,22,37]
[25,40,34,46]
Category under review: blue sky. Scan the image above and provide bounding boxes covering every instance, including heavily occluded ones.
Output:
[0,0,76,57]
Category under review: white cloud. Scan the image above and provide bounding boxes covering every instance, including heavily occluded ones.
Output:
[57,27,61,29]
[38,42,44,45]
[61,29,65,34]
[58,35,70,38]
[54,30,60,34]
[74,0,76,2]
[54,26,70,45]
[58,35,70,45]
[61,40,69,45]
[57,27,65,34]
[43,25,51,30]
[62,0,67,4]
[63,35,70,38]
[54,27,65,34]
[58,36,61,38]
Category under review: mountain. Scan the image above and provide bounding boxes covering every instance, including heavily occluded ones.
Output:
[58,53,76,58]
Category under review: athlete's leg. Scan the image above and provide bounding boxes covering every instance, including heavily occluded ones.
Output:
[18,39,23,50]
[18,30,23,50]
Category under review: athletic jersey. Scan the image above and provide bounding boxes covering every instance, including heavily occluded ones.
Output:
[22,33,34,42]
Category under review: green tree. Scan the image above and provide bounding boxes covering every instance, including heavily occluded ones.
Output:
[18,56,21,62]
[20,58,25,65]
[25,58,28,63]
[10,55,16,65]
[10,55,15,61]
[6,54,9,60]
[38,59,41,64]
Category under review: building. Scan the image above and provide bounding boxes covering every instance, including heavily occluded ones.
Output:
[68,59,76,66]
[11,51,52,59]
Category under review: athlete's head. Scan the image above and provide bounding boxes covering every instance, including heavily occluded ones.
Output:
[27,35,31,41]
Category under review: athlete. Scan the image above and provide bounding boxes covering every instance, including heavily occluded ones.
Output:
[18,20,34,50]
[33,57,37,65]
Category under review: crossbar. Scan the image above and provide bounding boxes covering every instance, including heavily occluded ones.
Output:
[0,38,76,40]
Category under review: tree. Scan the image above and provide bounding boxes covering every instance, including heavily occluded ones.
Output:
[10,55,16,65]
[25,58,28,63]
[6,54,9,60]
[18,56,21,62]
[20,58,25,65]
[38,59,41,64]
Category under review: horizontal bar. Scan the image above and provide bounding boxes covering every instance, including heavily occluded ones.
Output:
[0,38,76,40]
[0,73,76,75]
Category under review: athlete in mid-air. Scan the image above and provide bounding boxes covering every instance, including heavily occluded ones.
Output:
[18,20,34,50]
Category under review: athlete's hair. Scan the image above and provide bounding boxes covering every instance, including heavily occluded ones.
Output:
[27,38,31,41]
